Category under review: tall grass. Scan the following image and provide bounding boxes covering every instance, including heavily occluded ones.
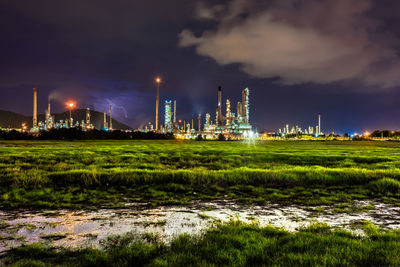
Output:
[6,166,399,188]
[1,140,400,207]
[4,221,400,266]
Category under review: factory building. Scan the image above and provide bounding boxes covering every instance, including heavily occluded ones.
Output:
[164,100,173,133]
[29,88,96,132]
[45,103,55,130]
[277,115,323,136]
[203,86,252,137]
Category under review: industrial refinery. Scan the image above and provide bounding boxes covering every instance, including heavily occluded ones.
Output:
[29,88,112,132]
[149,84,253,138]
[277,115,323,137]
[22,82,328,140]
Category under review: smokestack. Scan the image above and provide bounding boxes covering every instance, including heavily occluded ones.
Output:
[198,114,201,132]
[45,103,51,129]
[103,112,107,129]
[218,86,222,107]
[318,114,321,135]
[242,88,249,124]
[173,100,176,123]
[109,105,113,130]
[33,88,37,128]
[217,86,222,126]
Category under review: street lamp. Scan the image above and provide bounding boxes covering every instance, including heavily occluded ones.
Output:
[66,101,75,128]
[155,77,161,131]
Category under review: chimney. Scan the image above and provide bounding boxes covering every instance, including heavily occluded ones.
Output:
[173,100,176,123]
[104,112,107,129]
[33,88,37,128]
[198,114,201,132]
[109,105,113,130]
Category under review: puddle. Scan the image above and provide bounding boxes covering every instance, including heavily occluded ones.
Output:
[1,200,399,253]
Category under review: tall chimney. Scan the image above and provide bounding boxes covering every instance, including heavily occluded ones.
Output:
[242,88,249,124]
[318,114,321,135]
[109,105,113,130]
[173,100,176,123]
[198,114,201,132]
[103,112,107,129]
[45,103,50,129]
[33,88,37,128]
[217,86,222,126]
[218,86,222,107]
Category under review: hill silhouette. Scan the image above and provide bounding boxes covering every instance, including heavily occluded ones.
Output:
[0,109,132,130]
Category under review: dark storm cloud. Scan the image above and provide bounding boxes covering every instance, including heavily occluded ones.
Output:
[180,0,400,88]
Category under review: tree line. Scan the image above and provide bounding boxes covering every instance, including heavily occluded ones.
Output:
[0,128,174,140]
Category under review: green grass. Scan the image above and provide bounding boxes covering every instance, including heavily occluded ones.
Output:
[0,140,400,208]
[3,221,400,266]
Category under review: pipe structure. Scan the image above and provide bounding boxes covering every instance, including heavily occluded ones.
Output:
[318,114,321,135]
[109,105,113,130]
[33,88,37,128]
[103,112,107,129]
[242,88,249,124]
[198,114,201,132]
[226,99,231,126]
[237,102,242,118]
[173,100,176,123]
[45,103,51,129]
[217,86,222,126]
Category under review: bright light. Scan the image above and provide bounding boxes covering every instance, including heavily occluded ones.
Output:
[155,77,161,83]
[66,102,75,109]
[364,131,370,136]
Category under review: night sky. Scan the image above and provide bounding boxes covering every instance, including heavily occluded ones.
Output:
[2,0,400,134]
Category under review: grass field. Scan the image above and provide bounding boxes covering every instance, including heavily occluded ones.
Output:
[3,221,400,266]
[1,140,400,209]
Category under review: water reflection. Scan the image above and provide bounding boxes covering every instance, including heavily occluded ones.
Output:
[1,200,399,253]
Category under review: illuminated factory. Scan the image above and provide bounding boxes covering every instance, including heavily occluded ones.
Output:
[277,114,323,136]
[29,88,104,132]
[28,81,253,138]
[202,86,252,137]
[157,86,252,138]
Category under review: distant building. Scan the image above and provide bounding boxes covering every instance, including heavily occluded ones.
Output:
[202,86,252,138]
[164,100,173,133]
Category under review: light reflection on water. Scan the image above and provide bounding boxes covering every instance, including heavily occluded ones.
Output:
[1,200,399,253]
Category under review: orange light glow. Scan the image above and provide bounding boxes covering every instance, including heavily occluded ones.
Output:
[66,102,76,109]
[155,77,161,83]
